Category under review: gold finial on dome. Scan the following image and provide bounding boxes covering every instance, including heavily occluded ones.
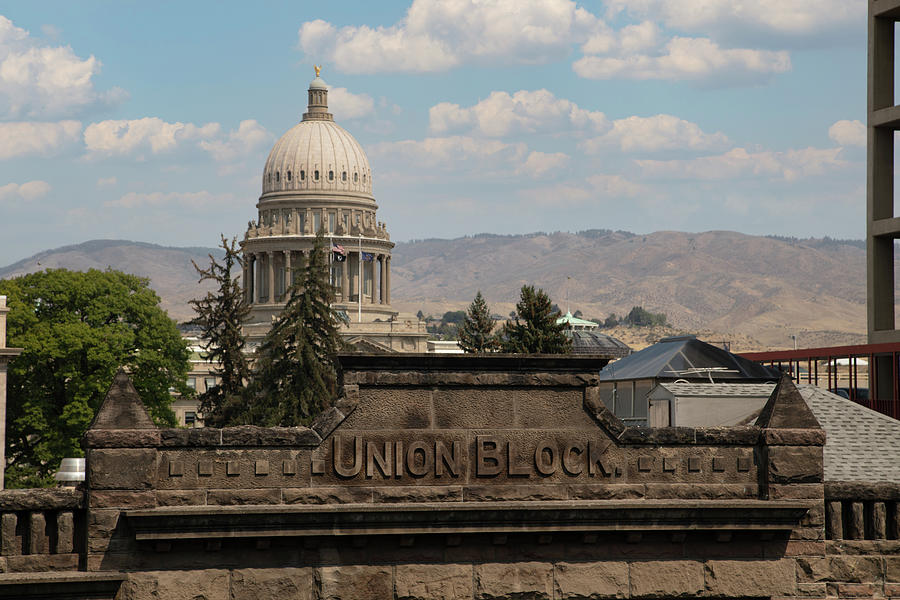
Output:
[314,64,321,78]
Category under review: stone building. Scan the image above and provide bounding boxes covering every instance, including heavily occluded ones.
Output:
[240,70,427,352]
[3,354,900,598]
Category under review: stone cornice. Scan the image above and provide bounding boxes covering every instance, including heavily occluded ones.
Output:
[125,499,814,541]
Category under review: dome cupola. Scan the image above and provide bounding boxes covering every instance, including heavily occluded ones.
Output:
[261,66,372,199]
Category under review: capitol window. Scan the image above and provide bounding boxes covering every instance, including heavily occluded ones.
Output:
[314,170,319,181]
[276,171,280,182]
[328,170,334,181]
[353,172,358,183]
[300,170,305,181]
[342,171,347,182]
[287,170,292,181]
[362,174,366,183]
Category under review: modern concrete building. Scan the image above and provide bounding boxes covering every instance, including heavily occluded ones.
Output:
[240,69,427,352]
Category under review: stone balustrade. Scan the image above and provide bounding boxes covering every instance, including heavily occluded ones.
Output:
[0,488,83,572]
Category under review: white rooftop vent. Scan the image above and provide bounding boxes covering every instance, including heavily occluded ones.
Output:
[54,457,85,486]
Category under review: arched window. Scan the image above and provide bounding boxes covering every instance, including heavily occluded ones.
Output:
[314,170,319,181]
[300,170,305,181]
[353,172,358,183]
[362,174,366,183]
[328,170,334,181]
[342,171,347,182]
[275,171,280,182]
[287,170,292,181]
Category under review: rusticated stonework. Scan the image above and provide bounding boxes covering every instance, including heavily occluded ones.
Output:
[2,355,898,599]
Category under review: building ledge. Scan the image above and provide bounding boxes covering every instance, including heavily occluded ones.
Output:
[126,499,813,541]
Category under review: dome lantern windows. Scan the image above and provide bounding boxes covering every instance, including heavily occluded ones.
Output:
[300,170,305,181]
[275,171,280,182]
[287,170,292,181]
[328,170,334,181]
[353,172,358,183]
[341,171,347,182]
[314,170,319,181]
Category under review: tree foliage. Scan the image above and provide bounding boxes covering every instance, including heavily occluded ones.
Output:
[500,285,571,354]
[457,291,497,353]
[623,306,667,327]
[245,233,347,426]
[188,235,251,427]
[0,269,190,488]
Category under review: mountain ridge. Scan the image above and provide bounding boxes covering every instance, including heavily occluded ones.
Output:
[0,231,871,350]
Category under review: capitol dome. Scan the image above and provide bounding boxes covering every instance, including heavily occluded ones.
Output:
[260,77,373,199]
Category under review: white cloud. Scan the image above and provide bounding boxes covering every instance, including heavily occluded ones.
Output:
[606,0,864,42]
[574,36,790,85]
[198,119,271,162]
[96,176,116,188]
[828,120,865,148]
[328,87,375,119]
[298,0,601,73]
[582,21,661,55]
[371,135,527,169]
[582,114,729,153]
[518,173,648,207]
[430,89,608,137]
[84,117,220,157]
[105,190,233,209]
[0,120,81,159]
[518,151,568,178]
[637,146,846,181]
[0,16,126,119]
[0,179,51,202]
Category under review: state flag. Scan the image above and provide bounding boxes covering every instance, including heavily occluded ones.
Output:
[361,251,375,261]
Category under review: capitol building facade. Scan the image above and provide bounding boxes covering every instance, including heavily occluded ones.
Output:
[239,71,427,352]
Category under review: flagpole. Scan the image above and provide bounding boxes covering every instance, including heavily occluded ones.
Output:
[358,234,362,323]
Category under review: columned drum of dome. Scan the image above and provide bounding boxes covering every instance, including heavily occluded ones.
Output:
[240,69,427,352]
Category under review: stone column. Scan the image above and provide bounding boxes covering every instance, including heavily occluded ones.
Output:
[0,296,23,490]
[267,252,275,303]
[341,252,350,302]
[242,259,250,304]
[379,255,386,304]
[385,256,391,305]
[284,250,292,297]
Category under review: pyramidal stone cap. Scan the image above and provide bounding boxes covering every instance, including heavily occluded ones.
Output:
[88,369,156,430]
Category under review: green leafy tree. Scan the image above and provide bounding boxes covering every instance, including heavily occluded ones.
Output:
[603,313,619,328]
[247,233,347,425]
[189,235,251,427]
[500,285,571,354]
[0,269,190,488]
[458,291,498,353]
[623,306,667,327]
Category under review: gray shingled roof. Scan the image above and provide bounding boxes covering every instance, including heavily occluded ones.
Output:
[798,385,900,483]
[656,382,776,397]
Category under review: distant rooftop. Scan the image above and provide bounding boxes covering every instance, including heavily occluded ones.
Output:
[598,335,781,382]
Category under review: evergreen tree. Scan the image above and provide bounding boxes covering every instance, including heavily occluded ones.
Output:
[247,233,347,425]
[188,235,251,427]
[500,285,571,354]
[457,291,497,353]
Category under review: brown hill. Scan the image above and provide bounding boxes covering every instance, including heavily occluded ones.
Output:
[0,240,223,322]
[389,230,868,351]
[0,231,870,350]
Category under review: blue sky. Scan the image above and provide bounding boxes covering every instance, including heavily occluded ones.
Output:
[0,1,868,263]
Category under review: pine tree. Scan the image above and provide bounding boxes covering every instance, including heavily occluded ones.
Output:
[458,291,497,353]
[247,233,347,425]
[500,285,571,354]
[188,235,251,427]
